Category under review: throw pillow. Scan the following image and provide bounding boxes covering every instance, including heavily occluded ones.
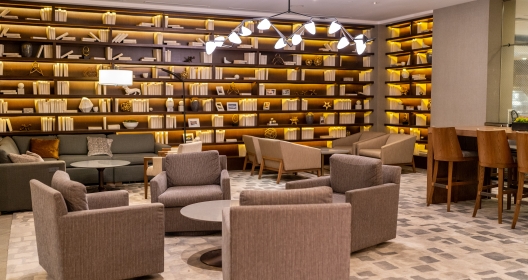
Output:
[8,151,45,163]
[51,170,88,212]
[87,137,113,157]
[30,138,60,159]
[0,137,19,163]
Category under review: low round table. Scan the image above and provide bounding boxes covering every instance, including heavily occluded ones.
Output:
[180,200,239,268]
[318,148,350,175]
[70,160,130,192]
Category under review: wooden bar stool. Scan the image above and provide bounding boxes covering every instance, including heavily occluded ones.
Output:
[472,130,516,224]
[428,127,478,212]
[512,132,528,229]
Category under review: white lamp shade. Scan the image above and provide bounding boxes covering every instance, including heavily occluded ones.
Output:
[328,21,342,35]
[205,41,216,54]
[257,18,271,30]
[98,69,133,86]
[305,21,316,35]
[228,32,242,44]
[239,26,252,36]
[291,34,302,45]
[354,34,367,54]
[274,37,287,49]
[214,36,225,47]
[337,36,349,49]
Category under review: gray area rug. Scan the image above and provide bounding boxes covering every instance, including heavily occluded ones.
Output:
[6,170,528,279]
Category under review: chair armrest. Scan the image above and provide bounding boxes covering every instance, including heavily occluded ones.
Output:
[285,176,331,190]
[332,133,361,147]
[356,135,389,151]
[382,165,401,184]
[155,143,171,154]
[86,190,129,210]
[150,171,168,203]
[222,207,231,277]
[380,137,415,165]
[221,169,231,200]
[281,143,321,171]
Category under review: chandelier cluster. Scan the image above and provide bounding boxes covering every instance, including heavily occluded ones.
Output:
[205,0,374,55]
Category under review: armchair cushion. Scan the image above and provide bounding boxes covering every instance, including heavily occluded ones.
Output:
[166,150,221,186]
[51,170,88,212]
[240,186,333,206]
[358,149,381,158]
[158,185,223,207]
[330,154,382,194]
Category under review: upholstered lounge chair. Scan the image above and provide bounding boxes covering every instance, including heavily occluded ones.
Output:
[242,135,262,176]
[332,131,386,154]
[356,133,417,172]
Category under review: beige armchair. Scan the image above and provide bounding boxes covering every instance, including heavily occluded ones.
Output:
[257,138,321,183]
[143,141,203,199]
[30,175,164,280]
[242,135,262,176]
[286,155,401,253]
[222,187,351,280]
[150,150,230,233]
[332,131,386,154]
[356,134,417,172]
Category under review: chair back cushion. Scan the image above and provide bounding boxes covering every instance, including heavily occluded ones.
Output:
[166,150,221,186]
[51,170,88,211]
[330,154,382,193]
[257,138,283,169]
[107,134,155,154]
[242,135,262,164]
[176,141,202,153]
[58,134,106,155]
[240,187,333,206]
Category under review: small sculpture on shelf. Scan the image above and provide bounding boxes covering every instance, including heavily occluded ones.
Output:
[305,59,313,66]
[21,43,33,58]
[82,46,90,59]
[307,89,317,96]
[223,57,232,64]
[232,114,239,126]
[183,56,195,62]
[227,82,240,95]
[323,102,332,110]
[120,101,132,112]
[17,83,24,95]
[402,113,409,125]
[355,100,362,109]
[180,69,189,80]
[166,98,174,112]
[290,116,298,125]
[79,97,94,113]
[29,61,43,76]
[19,124,31,131]
[83,66,97,77]
[399,86,409,96]
[123,85,141,95]
[267,118,278,125]
[314,56,323,66]
[271,53,285,65]
[264,128,277,139]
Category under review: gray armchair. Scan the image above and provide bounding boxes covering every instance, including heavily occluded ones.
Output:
[30,177,164,280]
[223,187,351,280]
[150,150,230,232]
[285,154,401,253]
[332,131,386,154]
[356,133,417,172]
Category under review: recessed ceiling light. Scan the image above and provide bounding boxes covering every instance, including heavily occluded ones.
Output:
[523,57,528,60]
[373,1,378,4]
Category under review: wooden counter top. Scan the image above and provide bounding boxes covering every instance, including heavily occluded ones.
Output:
[428,126,517,139]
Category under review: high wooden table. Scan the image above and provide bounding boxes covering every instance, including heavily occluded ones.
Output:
[427,126,516,204]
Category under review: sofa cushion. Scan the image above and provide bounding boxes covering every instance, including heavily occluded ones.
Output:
[51,170,88,212]
[166,150,220,186]
[330,154,383,194]
[107,134,155,154]
[8,151,45,163]
[13,135,57,154]
[358,149,382,159]
[59,154,112,167]
[30,138,60,159]
[240,187,333,206]
[158,185,223,207]
[58,134,106,155]
[112,153,158,165]
[87,137,113,157]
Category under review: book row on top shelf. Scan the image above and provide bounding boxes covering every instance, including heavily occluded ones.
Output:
[387,16,433,39]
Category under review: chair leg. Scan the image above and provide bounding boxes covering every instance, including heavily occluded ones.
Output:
[507,168,512,210]
[512,171,524,229]
[143,172,148,200]
[498,168,504,224]
[276,161,283,184]
[258,162,265,179]
[428,160,439,206]
[242,155,248,171]
[447,161,453,212]
[317,169,321,177]
[411,157,416,173]
[250,163,256,176]
[473,165,485,217]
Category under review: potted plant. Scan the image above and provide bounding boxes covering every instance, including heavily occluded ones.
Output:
[512,116,528,131]
[122,119,139,129]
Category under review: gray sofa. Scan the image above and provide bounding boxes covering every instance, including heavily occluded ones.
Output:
[0,134,169,212]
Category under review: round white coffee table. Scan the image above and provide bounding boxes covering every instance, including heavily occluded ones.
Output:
[70,160,130,191]
[181,200,239,267]
[318,148,350,175]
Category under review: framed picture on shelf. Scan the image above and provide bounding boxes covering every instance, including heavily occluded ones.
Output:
[23,108,34,113]
[215,102,225,111]
[320,116,325,124]
[183,133,194,143]
[263,102,270,110]
[216,86,225,95]
[282,89,290,95]
[265,89,276,95]
[226,102,238,111]
[188,118,200,127]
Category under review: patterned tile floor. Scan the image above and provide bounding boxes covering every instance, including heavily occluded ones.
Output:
[4,169,528,279]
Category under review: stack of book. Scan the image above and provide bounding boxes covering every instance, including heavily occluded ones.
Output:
[339,113,356,124]
[56,81,69,95]
[41,117,55,132]
[53,63,68,77]
[211,115,224,127]
[196,131,214,143]
[102,12,117,25]
[98,99,112,112]
[238,99,257,111]
[155,131,169,144]
[54,9,67,22]
[282,99,298,111]
[216,130,226,143]
[165,115,177,128]
[148,115,163,129]
[333,99,352,110]
[165,84,174,95]
[324,113,336,124]
[287,69,298,81]
[0,100,7,113]
[239,114,257,126]
[112,33,129,43]
[202,99,213,111]
[40,7,52,21]
[205,19,214,30]
[130,99,150,112]
[329,127,346,138]
[201,52,213,63]
[58,117,74,131]
[188,83,209,95]
[0,118,12,132]
[359,71,372,81]
[302,128,314,140]
[244,53,256,64]
[323,70,336,81]
[33,81,51,95]
[141,83,163,95]
[0,9,17,19]
[284,128,299,140]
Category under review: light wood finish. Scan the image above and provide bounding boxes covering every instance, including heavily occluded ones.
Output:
[143,157,154,199]
[259,156,321,184]
[242,151,259,176]
[513,132,528,228]
[472,130,517,224]
[427,127,478,211]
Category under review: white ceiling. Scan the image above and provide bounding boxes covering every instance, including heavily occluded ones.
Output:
[20,0,476,24]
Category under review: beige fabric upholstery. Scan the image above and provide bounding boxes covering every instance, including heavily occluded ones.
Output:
[356,134,416,165]
[170,141,203,154]
[240,186,333,206]
[30,179,164,280]
[242,135,262,164]
[285,154,401,253]
[332,131,386,154]
[150,152,230,232]
[146,157,163,176]
[330,155,383,193]
[258,138,320,171]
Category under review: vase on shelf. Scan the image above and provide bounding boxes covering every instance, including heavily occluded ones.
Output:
[306,113,314,125]
[190,99,200,112]
[21,43,33,58]
[426,53,432,64]
[166,98,174,112]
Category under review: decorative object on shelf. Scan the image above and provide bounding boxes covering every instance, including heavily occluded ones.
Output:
[427,101,431,111]
[180,69,189,80]
[21,43,33,58]
[166,98,174,112]
[216,86,225,95]
[264,128,277,139]
[123,120,139,129]
[216,102,225,111]
[149,107,153,112]
[20,124,31,131]
[271,53,285,65]
[83,66,97,77]
[183,133,194,143]
[123,85,141,95]
[227,83,240,95]
[79,97,94,113]
[227,102,239,111]
[426,52,432,64]
[399,129,405,134]
[142,73,149,78]
[17,83,24,95]
[23,108,34,113]
[263,102,270,110]
[178,101,184,112]
[29,62,44,76]
[308,89,317,96]
[267,118,278,125]
[183,56,195,62]
[234,74,240,79]
[188,118,200,127]
[323,102,332,110]
[306,112,314,124]
[191,99,200,112]
[82,46,90,59]
[232,114,239,126]
[265,89,277,96]
[355,100,362,109]
[290,116,298,125]
[314,56,323,66]
[282,89,290,95]
[120,101,132,112]
[402,113,409,125]
[346,130,351,136]
[399,86,409,95]
[223,57,232,64]
[401,69,410,80]
[319,116,325,124]
[305,59,313,66]
[93,106,99,113]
